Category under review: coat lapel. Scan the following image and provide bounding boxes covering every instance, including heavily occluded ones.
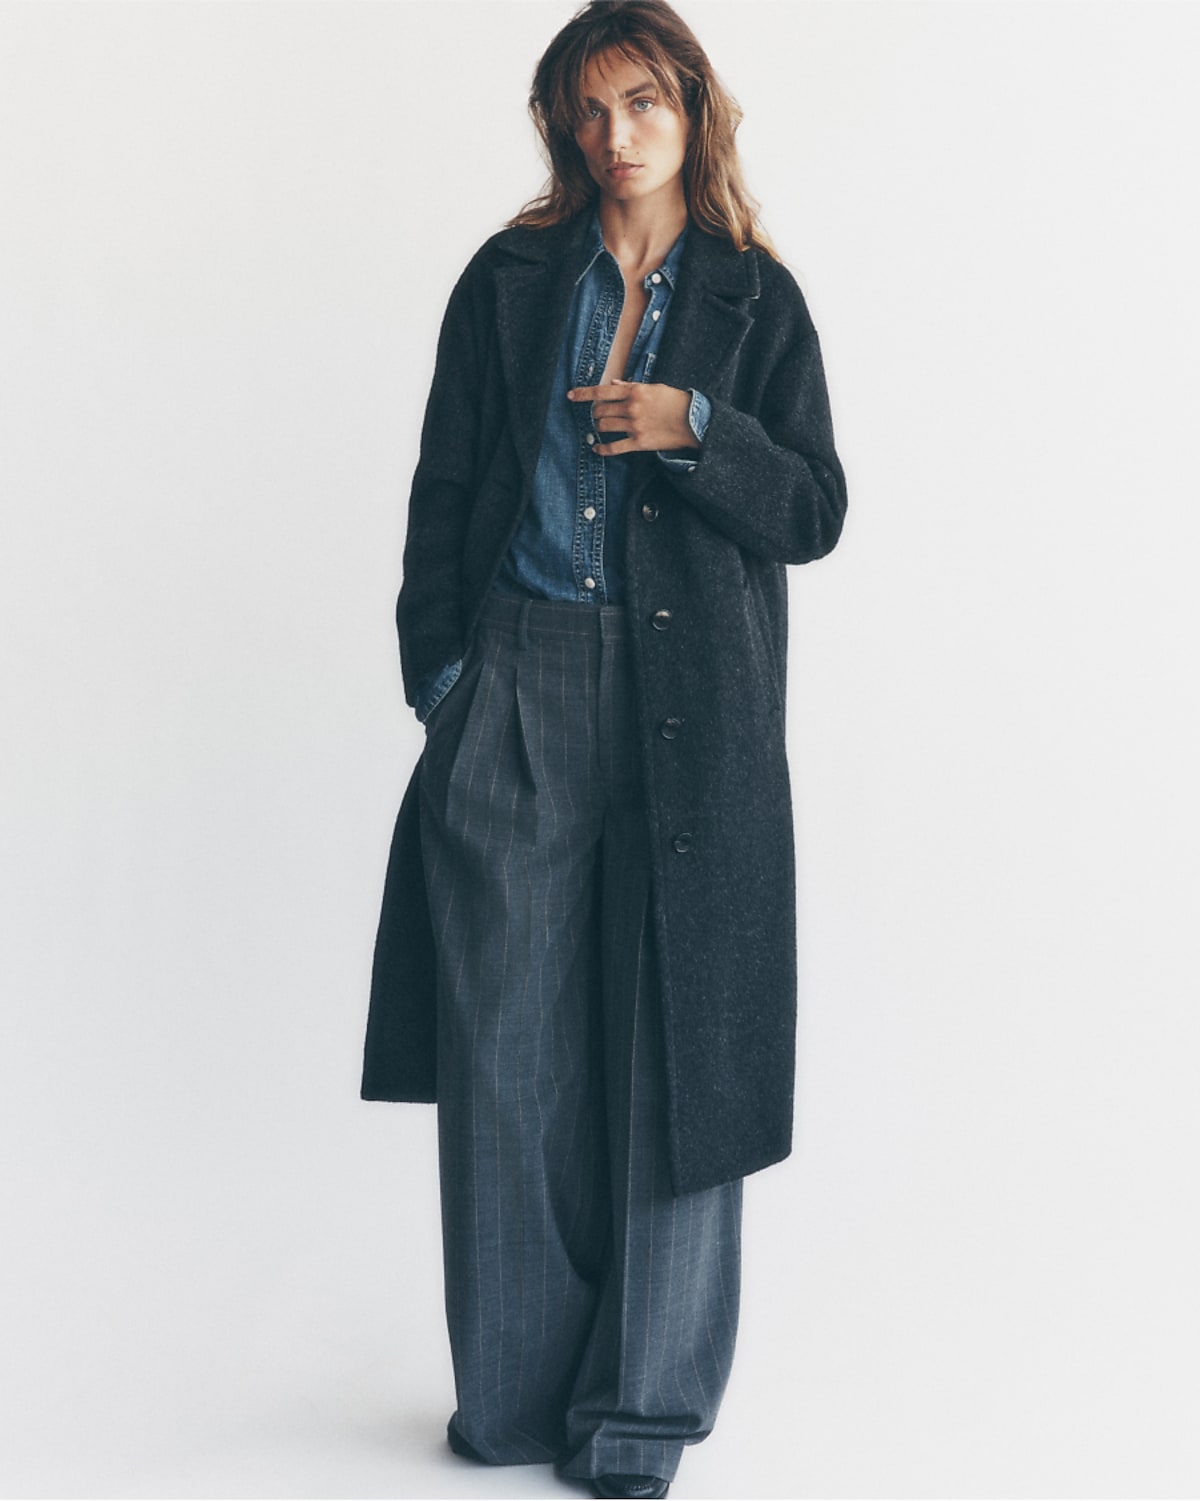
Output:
[626,224,760,502]
[492,216,591,489]
[650,224,760,396]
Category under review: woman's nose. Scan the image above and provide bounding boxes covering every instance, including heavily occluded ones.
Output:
[605,110,632,152]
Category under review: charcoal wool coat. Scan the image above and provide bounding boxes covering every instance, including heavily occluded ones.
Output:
[362,209,847,1196]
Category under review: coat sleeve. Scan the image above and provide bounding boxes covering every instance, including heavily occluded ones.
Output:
[657,280,848,565]
[396,253,488,705]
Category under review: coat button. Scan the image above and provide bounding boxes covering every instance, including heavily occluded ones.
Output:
[650,608,672,631]
[672,832,693,854]
[660,717,682,740]
[641,503,659,522]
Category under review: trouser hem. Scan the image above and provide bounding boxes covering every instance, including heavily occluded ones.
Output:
[556,1438,686,1483]
[448,1413,560,1468]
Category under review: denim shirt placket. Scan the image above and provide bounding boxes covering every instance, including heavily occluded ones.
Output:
[572,247,620,602]
[573,245,676,603]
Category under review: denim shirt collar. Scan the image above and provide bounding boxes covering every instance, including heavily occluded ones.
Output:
[574,205,689,290]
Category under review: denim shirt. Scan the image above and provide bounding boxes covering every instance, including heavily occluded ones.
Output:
[416,211,711,722]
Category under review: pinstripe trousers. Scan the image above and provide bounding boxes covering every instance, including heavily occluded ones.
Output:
[418,591,742,1483]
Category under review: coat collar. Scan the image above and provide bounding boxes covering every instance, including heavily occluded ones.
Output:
[491,208,759,486]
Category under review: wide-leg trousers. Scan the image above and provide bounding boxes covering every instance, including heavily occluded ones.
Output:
[417,591,742,1483]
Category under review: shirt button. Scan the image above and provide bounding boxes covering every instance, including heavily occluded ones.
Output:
[651,308,661,321]
[651,272,663,285]
[585,432,596,446]
[582,505,596,521]
[672,832,693,854]
[650,609,672,631]
[660,717,683,740]
[642,503,659,522]
[583,576,597,591]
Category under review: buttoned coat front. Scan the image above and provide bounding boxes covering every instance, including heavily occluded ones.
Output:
[361,209,847,1195]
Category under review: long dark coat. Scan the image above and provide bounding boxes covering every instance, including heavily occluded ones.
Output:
[361,209,847,1195]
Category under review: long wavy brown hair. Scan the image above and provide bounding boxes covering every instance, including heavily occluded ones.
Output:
[509,0,778,258]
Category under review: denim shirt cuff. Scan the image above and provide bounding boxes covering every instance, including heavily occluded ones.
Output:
[415,657,463,723]
[687,388,712,443]
[656,387,711,473]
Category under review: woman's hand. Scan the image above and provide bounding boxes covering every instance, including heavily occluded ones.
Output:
[567,379,699,457]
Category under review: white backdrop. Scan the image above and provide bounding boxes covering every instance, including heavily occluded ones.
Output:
[2,3,1198,1498]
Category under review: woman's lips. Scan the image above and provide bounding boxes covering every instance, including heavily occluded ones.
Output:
[607,163,642,179]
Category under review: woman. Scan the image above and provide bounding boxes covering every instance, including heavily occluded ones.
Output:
[362,3,847,1496]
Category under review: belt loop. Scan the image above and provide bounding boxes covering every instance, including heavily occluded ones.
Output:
[517,598,531,651]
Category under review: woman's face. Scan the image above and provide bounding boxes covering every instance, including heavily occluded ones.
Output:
[573,49,689,206]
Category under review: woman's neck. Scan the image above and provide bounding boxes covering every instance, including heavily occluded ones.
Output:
[597,191,689,279]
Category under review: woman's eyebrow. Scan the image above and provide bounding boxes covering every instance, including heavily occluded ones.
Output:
[582,79,659,105]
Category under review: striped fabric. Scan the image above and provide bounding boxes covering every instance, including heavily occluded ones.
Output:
[418,591,742,1482]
